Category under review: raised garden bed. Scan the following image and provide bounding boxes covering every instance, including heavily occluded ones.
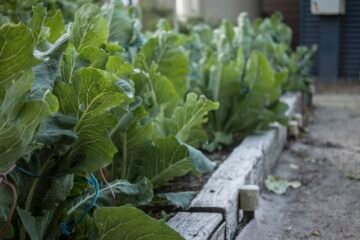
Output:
[167,92,303,240]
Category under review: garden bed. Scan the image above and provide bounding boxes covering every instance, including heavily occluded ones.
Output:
[167,92,303,240]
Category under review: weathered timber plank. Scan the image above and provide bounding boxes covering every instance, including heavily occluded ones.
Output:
[167,212,224,240]
[190,126,283,240]
[209,223,226,240]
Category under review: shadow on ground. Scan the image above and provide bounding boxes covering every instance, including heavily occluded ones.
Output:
[237,94,360,240]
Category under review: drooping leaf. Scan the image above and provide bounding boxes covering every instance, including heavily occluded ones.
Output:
[185,144,216,174]
[158,191,196,210]
[94,206,184,240]
[0,71,57,172]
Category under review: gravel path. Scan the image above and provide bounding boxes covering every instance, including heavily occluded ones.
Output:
[237,94,360,240]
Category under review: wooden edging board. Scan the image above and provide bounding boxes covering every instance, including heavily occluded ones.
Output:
[167,92,303,240]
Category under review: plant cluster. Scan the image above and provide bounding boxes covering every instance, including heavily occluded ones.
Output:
[184,12,316,149]
[0,1,316,239]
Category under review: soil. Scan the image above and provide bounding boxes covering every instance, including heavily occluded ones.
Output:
[237,93,360,240]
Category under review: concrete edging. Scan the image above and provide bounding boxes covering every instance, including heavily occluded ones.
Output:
[167,92,303,240]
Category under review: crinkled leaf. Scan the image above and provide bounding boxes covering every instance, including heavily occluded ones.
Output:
[155,93,219,146]
[94,206,184,240]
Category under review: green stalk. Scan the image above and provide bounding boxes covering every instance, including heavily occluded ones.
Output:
[19,160,52,240]
[121,133,127,179]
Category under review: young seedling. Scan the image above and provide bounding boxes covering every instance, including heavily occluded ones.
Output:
[239,185,259,224]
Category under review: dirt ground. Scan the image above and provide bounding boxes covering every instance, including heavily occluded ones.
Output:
[237,93,360,240]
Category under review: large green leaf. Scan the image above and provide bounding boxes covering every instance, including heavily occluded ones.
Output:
[132,65,180,116]
[158,191,196,210]
[54,67,133,174]
[0,71,57,172]
[138,32,189,96]
[94,206,184,240]
[143,136,193,187]
[101,0,133,46]
[0,23,39,100]
[70,4,109,51]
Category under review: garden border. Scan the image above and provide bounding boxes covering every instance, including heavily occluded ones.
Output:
[167,92,303,240]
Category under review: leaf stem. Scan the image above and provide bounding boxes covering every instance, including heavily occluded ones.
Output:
[121,133,127,179]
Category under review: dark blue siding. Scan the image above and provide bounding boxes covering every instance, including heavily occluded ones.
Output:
[339,0,360,80]
[300,0,360,80]
[300,0,320,76]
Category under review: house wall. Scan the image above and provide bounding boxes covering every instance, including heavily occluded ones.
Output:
[262,0,300,48]
[200,0,260,23]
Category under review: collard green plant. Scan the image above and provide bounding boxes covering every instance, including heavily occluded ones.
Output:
[185,15,289,150]
[0,2,315,239]
[0,2,217,239]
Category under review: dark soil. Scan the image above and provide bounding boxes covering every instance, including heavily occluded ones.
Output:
[237,94,360,240]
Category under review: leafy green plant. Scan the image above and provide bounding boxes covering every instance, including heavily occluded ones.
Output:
[185,14,289,150]
[0,2,316,239]
[0,2,218,239]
